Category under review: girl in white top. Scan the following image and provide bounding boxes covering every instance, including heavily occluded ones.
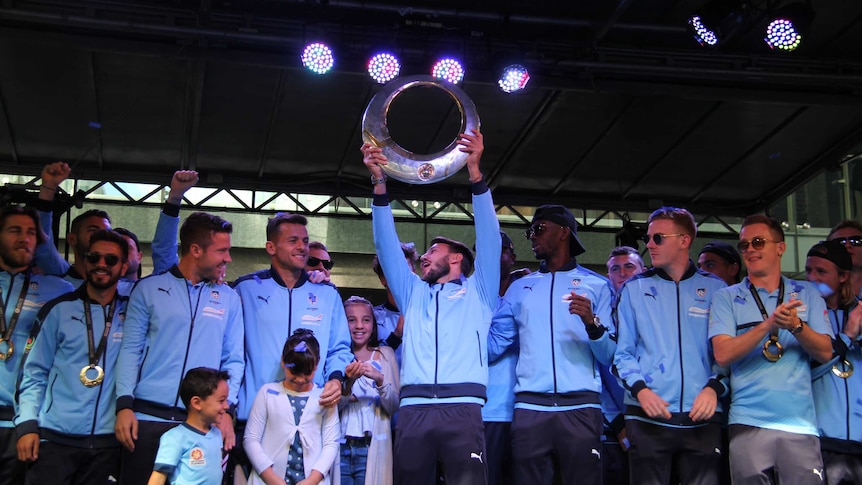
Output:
[339,296,400,485]
[244,329,340,485]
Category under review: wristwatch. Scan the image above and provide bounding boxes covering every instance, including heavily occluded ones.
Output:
[790,319,805,335]
[371,174,387,185]
[589,315,601,327]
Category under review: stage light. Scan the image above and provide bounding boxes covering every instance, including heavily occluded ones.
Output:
[763,3,813,52]
[301,43,334,74]
[368,53,401,84]
[431,58,465,84]
[686,0,748,47]
[498,65,530,93]
[764,19,801,51]
[688,16,719,46]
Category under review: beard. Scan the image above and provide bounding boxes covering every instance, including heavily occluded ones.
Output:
[87,270,121,290]
[0,243,33,271]
[421,256,450,283]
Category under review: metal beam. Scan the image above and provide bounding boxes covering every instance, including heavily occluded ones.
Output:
[550,98,635,196]
[257,69,285,178]
[0,81,18,164]
[87,51,104,168]
[621,101,722,198]
[180,60,206,171]
[487,90,560,188]
[690,106,809,203]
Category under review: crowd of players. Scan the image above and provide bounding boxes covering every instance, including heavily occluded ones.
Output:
[0,131,860,485]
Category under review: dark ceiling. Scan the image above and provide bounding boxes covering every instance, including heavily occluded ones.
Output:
[0,0,861,217]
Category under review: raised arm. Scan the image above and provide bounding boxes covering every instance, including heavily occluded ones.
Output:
[152,170,198,273]
[32,162,72,276]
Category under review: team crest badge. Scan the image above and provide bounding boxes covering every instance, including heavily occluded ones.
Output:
[697,288,706,297]
[211,291,220,300]
[189,447,206,466]
[29,282,39,291]
[308,293,317,305]
[572,279,581,286]
[790,292,798,300]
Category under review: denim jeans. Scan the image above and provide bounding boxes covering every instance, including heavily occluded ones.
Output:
[340,438,370,485]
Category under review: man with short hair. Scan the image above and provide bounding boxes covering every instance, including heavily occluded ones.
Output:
[607,245,645,292]
[307,241,334,283]
[0,206,73,485]
[489,205,614,484]
[16,229,130,484]
[604,245,646,485]
[827,220,862,298]
[710,214,833,485]
[114,211,244,485]
[698,241,742,286]
[62,209,113,286]
[231,212,352,479]
[806,240,862,484]
[363,129,500,484]
[614,206,728,485]
[114,227,143,281]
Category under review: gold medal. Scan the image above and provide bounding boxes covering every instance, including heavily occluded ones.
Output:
[0,338,14,360]
[831,358,854,379]
[79,364,104,387]
[762,336,783,362]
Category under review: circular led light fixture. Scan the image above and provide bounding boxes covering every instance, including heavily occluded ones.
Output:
[368,53,401,84]
[301,43,334,74]
[498,65,531,93]
[431,58,465,84]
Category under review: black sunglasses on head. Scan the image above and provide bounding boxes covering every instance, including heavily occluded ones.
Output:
[85,252,122,267]
[308,256,334,270]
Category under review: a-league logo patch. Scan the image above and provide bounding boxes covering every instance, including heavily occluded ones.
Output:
[189,447,206,466]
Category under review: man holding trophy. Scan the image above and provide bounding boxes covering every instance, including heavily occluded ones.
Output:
[362,127,500,485]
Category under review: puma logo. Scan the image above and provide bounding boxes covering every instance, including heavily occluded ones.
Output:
[523,285,534,291]
[157,287,172,296]
[644,286,658,300]
[70,315,84,323]
[257,295,270,304]
[470,452,483,464]
[591,448,601,459]
[813,468,823,481]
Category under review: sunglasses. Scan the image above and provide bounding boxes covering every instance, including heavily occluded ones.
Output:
[834,236,862,247]
[525,223,556,240]
[85,252,122,267]
[640,233,685,245]
[308,256,334,270]
[737,237,780,252]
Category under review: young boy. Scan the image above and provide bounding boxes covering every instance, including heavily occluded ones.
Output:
[147,368,230,485]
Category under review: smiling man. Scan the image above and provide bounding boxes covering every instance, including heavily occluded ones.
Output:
[230,213,351,481]
[709,214,833,485]
[489,205,614,485]
[827,220,862,298]
[363,129,501,485]
[0,206,72,485]
[16,230,130,485]
[114,212,244,485]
